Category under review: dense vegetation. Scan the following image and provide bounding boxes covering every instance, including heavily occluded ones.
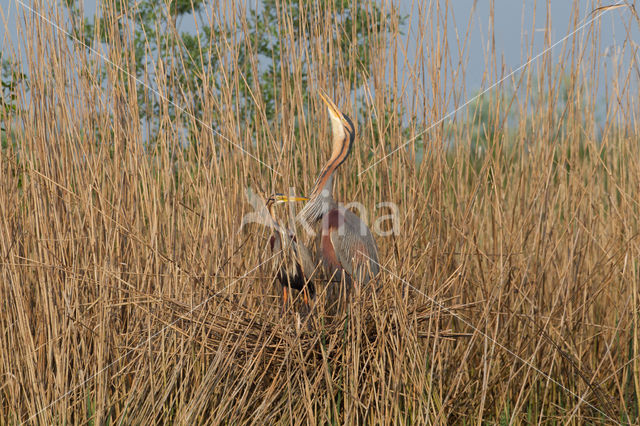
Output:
[1,0,639,423]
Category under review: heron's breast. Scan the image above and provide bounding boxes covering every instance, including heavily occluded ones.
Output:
[320,209,343,270]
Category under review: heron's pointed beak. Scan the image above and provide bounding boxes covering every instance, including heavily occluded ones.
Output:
[277,195,309,203]
[318,89,347,125]
[268,194,309,205]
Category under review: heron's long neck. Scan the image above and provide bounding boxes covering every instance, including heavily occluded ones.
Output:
[300,174,337,224]
[299,131,351,224]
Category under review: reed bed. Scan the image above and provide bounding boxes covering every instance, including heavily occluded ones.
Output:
[1,0,639,423]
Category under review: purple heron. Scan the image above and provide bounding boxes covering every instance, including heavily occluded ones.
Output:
[266,194,316,312]
[297,91,380,291]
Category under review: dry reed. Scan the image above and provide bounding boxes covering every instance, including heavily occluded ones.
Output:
[0,0,639,423]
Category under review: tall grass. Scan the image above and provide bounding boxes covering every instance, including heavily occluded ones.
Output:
[1,0,639,423]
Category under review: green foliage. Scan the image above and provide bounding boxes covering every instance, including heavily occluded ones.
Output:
[0,55,27,132]
[1,55,26,165]
[467,91,510,157]
[63,0,403,143]
[66,0,211,139]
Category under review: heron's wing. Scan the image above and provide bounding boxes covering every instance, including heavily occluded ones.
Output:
[326,210,380,284]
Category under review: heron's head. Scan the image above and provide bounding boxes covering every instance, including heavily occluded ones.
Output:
[318,89,355,151]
